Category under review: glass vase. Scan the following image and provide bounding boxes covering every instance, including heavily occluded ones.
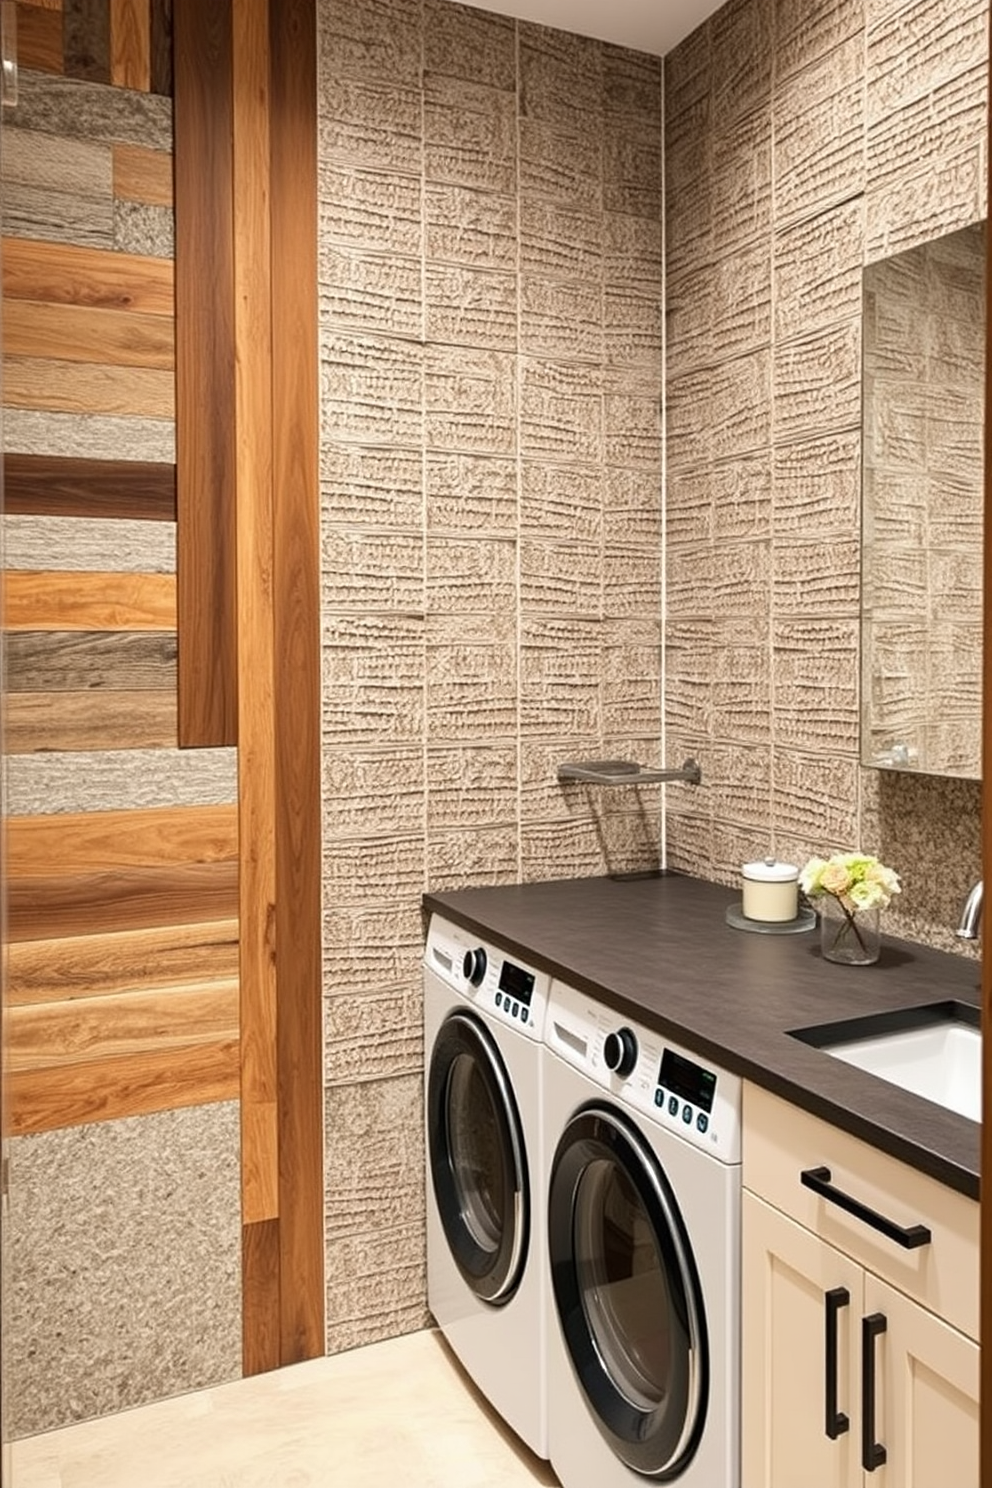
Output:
[818,895,881,966]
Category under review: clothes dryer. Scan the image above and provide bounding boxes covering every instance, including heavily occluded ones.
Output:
[424,914,550,1459]
[543,978,741,1488]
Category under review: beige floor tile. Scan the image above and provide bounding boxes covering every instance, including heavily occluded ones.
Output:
[11,1330,559,1488]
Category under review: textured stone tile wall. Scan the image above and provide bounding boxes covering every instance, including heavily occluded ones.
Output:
[664,0,986,952]
[316,0,664,1350]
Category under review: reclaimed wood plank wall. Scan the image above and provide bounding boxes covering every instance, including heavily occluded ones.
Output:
[4,0,325,1383]
[2,0,238,1142]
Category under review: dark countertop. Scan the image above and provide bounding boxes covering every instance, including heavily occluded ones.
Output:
[423,872,982,1200]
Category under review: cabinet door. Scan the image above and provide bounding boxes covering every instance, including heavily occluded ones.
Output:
[743,1191,863,1488]
[864,1274,979,1488]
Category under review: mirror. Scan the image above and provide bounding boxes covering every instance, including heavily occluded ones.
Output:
[861,221,985,780]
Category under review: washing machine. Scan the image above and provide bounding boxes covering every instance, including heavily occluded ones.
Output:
[423,913,550,1459]
[543,978,741,1488]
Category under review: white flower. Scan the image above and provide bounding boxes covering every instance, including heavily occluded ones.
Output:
[800,851,901,913]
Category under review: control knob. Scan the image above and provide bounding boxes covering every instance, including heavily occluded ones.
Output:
[462,947,487,987]
[603,1026,638,1078]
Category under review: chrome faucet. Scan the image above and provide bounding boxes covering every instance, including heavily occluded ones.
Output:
[956,880,983,940]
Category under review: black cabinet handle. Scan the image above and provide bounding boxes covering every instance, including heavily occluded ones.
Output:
[824,1287,850,1439]
[861,1312,887,1472]
[801,1166,932,1249]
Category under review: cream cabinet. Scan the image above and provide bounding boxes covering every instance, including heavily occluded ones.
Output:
[742,1084,979,1488]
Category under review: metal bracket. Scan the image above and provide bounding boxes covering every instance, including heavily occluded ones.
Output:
[557,757,702,787]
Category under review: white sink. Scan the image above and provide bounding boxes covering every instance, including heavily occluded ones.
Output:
[792,1004,981,1123]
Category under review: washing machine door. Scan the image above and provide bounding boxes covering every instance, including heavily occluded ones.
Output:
[428,1008,529,1305]
[549,1101,708,1480]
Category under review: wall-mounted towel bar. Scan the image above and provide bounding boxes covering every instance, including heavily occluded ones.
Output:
[557,758,702,787]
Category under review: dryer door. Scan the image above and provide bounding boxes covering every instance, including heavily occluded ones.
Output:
[548,1101,708,1479]
[428,1009,529,1305]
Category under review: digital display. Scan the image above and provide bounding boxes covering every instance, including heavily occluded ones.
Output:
[499,960,535,1006]
[659,1048,716,1114]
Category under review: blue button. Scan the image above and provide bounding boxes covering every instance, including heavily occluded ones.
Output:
[511,1001,519,1018]
[654,1090,664,1107]
[668,1096,679,1116]
[697,1113,709,1134]
[495,992,502,1008]
[682,1104,692,1124]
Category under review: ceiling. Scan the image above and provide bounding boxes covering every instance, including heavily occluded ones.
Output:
[446,0,726,56]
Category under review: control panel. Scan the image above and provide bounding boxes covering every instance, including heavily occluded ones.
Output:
[545,977,741,1164]
[424,914,550,1040]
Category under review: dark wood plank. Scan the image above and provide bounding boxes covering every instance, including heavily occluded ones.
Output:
[173,0,238,747]
[4,689,177,752]
[270,0,324,1369]
[4,453,177,521]
[17,2,65,75]
[4,631,177,692]
[7,860,239,941]
[150,0,172,96]
[64,0,111,82]
[242,1219,282,1377]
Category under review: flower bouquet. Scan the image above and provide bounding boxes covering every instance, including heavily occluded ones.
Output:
[800,852,901,965]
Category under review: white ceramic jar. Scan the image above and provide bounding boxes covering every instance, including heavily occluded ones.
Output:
[742,858,799,923]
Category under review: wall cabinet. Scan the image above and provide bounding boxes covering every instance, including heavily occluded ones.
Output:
[742,1085,979,1488]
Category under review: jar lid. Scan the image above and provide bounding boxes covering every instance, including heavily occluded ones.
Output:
[742,857,799,883]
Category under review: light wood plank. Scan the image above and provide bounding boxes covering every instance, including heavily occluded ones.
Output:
[7,983,239,1070]
[3,355,175,417]
[270,0,325,1367]
[6,1039,241,1134]
[4,689,177,752]
[2,236,174,314]
[6,919,239,1005]
[111,0,151,90]
[6,803,238,875]
[234,0,278,1233]
[4,299,174,369]
[7,861,240,941]
[3,570,176,630]
[113,143,173,206]
[20,1,63,11]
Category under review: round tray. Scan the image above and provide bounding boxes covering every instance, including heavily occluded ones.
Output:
[725,902,816,935]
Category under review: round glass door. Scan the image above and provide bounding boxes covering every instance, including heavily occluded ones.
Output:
[428,1009,529,1304]
[548,1101,708,1478]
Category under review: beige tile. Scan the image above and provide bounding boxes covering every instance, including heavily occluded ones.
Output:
[320,76,422,176]
[427,452,518,534]
[710,0,773,124]
[322,832,425,907]
[667,240,772,375]
[664,21,711,123]
[427,823,522,888]
[322,899,425,987]
[321,527,424,611]
[321,442,423,529]
[518,117,603,211]
[771,747,861,846]
[772,618,861,754]
[520,358,605,463]
[603,116,661,219]
[603,43,662,121]
[520,537,602,615]
[773,431,861,538]
[520,198,603,280]
[317,165,422,256]
[773,37,865,227]
[668,349,772,468]
[425,182,517,270]
[427,535,517,612]
[320,330,422,445]
[425,343,517,455]
[425,261,517,349]
[424,75,517,194]
[13,1332,561,1488]
[321,614,425,747]
[775,0,864,81]
[325,982,423,1085]
[773,320,861,442]
[426,742,519,828]
[425,0,517,88]
[866,0,986,125]
[520,616,603,738]
[520,461,603,543]
[520,276,604,362]
[774,199,864,343]
[321,747,425,837]
[319,246,422,337]
[604,211,662,291]
[318,0,422,86]
[518,23,605,126]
